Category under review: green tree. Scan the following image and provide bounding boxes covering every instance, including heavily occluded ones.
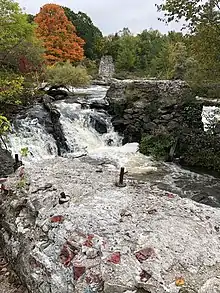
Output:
[157,0,220,83]
[0,0,44,74]
[101,34,121,61]
[63,7,103,60]
[135,29,167,76]
[115,31,137,72]
[189,23,220,81]
[27,13,34,23]
[0,0,34,63]
[157,0,220,31]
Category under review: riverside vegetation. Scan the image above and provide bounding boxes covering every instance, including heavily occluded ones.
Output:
[1,0,220,171]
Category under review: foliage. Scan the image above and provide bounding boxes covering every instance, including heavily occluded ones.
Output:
[80,58,98,78]
[0,115,11,136]
[0,73,24,103]
[45,61,91,87]
[63,7,103,60]
[0,0,34,56]
[0,115,11,148]
[102,28,191,79]
[177,131,220,172]
[157,0,220,32]
[116,31,137,72]
[140,130,175,160]
[188,23,220,82]
[20,147,29,157]
[0,0,43,75]
[3,38,44,74]
[34,4,85,65]
[157,0,220,83]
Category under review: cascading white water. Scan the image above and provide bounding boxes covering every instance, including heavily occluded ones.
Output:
[55,100,122,154]
[202,105,220,132]
[5,85,220,207]
[6,85,157,173]
[7,117,57,162]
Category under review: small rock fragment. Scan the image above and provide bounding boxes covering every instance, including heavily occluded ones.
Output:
[50,215,64,223]
[135,248,155,263]
[107,252,121,264]
[175,277,185,287]
[147,209,157,215]
[73,265,86,281]
[140,270,151,283]
[83,234,94,247]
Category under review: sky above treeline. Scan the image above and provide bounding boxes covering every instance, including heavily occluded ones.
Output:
[17,0,182,35]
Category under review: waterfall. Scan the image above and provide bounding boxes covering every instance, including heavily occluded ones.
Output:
[202,106,220,132]
[5,85,157,173]
[7,117,57,162]
[5,85,220,207]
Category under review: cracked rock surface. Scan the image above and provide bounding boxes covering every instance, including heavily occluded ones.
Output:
[0,157,220,293]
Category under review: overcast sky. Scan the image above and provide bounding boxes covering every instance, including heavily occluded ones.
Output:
[17,0,182,35]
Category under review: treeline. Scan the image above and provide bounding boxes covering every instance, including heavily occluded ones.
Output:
[99,26,220,84]
[1,0,220,110]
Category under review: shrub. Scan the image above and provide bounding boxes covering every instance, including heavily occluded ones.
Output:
[140,131,175,160]
[45,61,91,87]
[0,73,24,104]
[0,115,11,148]
[80,58,98,78]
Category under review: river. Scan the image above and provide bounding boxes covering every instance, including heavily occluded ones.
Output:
[5,85,220,208]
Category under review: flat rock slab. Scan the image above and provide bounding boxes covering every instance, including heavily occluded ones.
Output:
[0,157,220,293]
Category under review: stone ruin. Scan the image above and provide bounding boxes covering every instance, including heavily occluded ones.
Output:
[98,56,115,79]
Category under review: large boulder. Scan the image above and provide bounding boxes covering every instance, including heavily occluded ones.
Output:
[90,113,108,134]
[42,95,69,155]
[0,148,14,177]
[0,158,220,293]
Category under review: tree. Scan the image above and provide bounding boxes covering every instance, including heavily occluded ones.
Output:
[135,29,167,76]
[27,13,34,23]
[0,0,34,64]
[157,0,220,32]
[189,23,220,81]
[63,7,103,60]
[115,31,137,72]
[34,4,85,65]
[157,1,220,83]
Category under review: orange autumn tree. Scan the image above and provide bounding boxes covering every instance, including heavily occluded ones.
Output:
[34,4,85,64]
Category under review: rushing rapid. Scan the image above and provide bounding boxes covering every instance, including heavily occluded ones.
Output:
[5,85,220,207]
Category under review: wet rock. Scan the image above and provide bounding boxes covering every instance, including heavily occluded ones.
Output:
[89,99,109,110]
[214,122,220,134]
[42,95,69,155]
[46,88,69,100]
[106,80,199,146]
[0,148,14,177]
[90,114,107,134]
[143,122,157,131]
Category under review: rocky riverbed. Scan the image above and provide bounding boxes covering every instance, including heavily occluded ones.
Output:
[1,157,220,293]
